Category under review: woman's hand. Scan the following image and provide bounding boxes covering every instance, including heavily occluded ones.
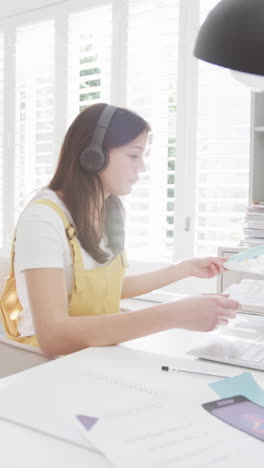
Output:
[186,256,228,279]
[170,294,240,332]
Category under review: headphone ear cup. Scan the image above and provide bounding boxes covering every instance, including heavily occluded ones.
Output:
[80,146,107,173]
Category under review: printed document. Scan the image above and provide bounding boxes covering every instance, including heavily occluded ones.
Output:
[78,399,263,468]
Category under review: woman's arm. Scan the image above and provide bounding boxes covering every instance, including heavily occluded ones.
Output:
[121,262,190,299]
[25,268,178,356]
[121,257,226,299]
[25,268,238,357]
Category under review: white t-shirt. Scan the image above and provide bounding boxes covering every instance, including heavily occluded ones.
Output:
[14,188,114,337]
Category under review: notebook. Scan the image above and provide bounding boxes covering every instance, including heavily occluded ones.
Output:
[0,346,173,450]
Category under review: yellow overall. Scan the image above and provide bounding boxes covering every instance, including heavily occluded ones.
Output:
[0,199,127,348]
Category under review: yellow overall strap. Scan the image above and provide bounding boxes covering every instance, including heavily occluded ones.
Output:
[33,199,85,292]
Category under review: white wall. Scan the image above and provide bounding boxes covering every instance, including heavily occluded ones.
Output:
[0,0,65,19]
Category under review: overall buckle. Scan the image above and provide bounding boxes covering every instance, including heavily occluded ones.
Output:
[65,225,75,241]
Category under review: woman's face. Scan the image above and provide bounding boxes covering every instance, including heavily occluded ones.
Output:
[99,130,149,197]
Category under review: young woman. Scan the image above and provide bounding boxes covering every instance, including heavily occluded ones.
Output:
[0,103,239,357]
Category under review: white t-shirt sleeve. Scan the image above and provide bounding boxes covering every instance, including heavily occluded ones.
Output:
[15,203,67,272]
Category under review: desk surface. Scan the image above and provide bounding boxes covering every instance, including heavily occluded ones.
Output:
[0,298,264,468]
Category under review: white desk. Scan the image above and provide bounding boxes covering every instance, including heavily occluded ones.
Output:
[0,298,264,468]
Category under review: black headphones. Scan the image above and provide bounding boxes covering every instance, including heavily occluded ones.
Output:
[79,104,118,173]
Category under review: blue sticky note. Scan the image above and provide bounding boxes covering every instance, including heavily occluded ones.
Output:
[209,372,264,406]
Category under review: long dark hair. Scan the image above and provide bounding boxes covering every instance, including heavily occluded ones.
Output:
[49,103,151,263]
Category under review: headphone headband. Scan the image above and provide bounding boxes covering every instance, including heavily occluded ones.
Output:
[89,105,118,148]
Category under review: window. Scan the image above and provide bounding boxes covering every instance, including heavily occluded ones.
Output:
[15,20,55,219]
[68,4,112,123]
[125,0,250,268]
[126,0,179,262]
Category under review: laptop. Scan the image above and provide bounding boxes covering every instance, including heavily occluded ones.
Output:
[188,248,264,370]
[187,308,264,371]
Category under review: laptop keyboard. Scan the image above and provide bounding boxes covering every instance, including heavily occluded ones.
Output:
[240,339,264,363]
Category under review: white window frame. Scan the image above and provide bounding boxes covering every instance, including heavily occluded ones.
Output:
[173,0,199,262]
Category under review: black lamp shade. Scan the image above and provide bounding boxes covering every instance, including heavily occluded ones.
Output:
[194,0,264,76]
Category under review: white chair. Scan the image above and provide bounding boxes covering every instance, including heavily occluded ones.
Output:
[0,257,51,378]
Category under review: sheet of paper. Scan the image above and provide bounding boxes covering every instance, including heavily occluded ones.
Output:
[209,371,264,405]
[77,400,263,468]
[0,345,212,450]
[0,364,158,450]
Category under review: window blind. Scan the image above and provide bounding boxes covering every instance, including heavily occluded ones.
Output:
[125,0,179,262]
[0,33,3,248]
[195,0,251,257]
[67,4,112,124]
[15,20,55,220]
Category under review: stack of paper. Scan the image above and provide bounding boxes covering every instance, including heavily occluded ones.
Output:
[240,202,264,247]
